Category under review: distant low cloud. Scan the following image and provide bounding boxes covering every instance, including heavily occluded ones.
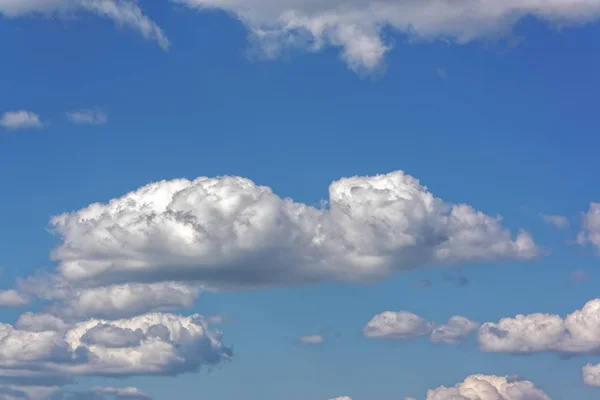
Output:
[577,203,600,249]
[66,109,107,125]
[570,269,589,283]
[90,386,152,399]
[426,374,550,400]
[0,110,43,130]
[363,311,478,345]
[0,0,169,50]
[298,334,326,345]
[478,298,600,356]
[583,363,600,387]
[540,214,569,229]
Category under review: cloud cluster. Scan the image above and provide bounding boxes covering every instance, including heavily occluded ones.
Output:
[49,171,537,291]
[583,363,600,387]
[173,0,600,71]
[0,111,43,130]
[0,311,231,382]
[426,374,551,400]
[478,298,600,355]
[363,311,478,345]
[0,0,168,50]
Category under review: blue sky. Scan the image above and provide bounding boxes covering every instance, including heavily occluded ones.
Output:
[1,1,600,399]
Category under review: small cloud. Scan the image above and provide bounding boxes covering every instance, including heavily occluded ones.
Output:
[540,214,569,229]
[444,273,470,287]
[570,269,589,283]
[436,67,448,79]
[66,108,107,125]
[0,110,43,130]
[298,334,326,345]
[416,279,432,288]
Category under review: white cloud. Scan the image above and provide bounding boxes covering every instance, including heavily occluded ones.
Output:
[0,110,43,130]
[49,171,537,290]
[478,298,600,355]
[173,0,600,71]
[426,374,551,400]
[540,214,569,229]
[18,274,201,319]
[362,311,434,340]
[0,0,169,50]
[0,384,60,400]
[329,397,352,400]
[0,290,29,307]
[66,108,107,125]
[0,311,231,380]
[363,311,477,344]
[298,334,325,345]
[431,316,479,345]
[90,386,152,399]
[578,203,600,249]
[583,363,600,387]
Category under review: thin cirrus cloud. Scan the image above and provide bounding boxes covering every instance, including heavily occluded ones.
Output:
[66,108,108,125]
[0,0,169,50]
[172,0,600,71]
[0,110,43,130]
[47,170,538,291]
[362,311,479,345]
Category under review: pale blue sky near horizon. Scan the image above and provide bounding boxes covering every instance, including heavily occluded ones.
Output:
[1,2,600,399]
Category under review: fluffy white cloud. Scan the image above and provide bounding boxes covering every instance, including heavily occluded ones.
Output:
[0,0,168,50]
[362,311,434,340]
[0,290,29,307]
[426,374,551,400]
[0,111,43,130]
[363,311,477,344]
[431,316,479,345]
[478,298,600,355]
[578,203,600,249]
[66,109,107,125]
[0,312,231,380]
[173,0,600,71]
[540,214,569,229]
[49,171,537,290]
[583,363,600,387]
[0,384,60,400]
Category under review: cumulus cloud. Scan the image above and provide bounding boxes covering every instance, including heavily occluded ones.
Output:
[173,0,600,71]
[0,384,60,400]
[66,109,107,126]
[431,316,480,345]
[329,397,352,400]
[426,374,551,400]
[48,171,537,291]
[583,363,600,387]
[478,298,600,355]
[363,311,477,344]
[0,0,169,50]
[0,290,29,307]
[540,214,569,229]
[0,312,231,381]
[17,274,201,320]
[578,203,600,249]
[0,111,43,130]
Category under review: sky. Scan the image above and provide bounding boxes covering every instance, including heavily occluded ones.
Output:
[1,1,600,399]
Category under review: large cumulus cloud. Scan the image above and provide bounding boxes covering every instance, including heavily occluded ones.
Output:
[173,0,600,71]
[426,374,551,400]
[0,0,168,50]
[0,311,231,380]
[49,171,537,291]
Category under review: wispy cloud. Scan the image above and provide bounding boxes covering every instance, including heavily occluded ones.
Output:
[540,213,569,229]
[66,108,108,125]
